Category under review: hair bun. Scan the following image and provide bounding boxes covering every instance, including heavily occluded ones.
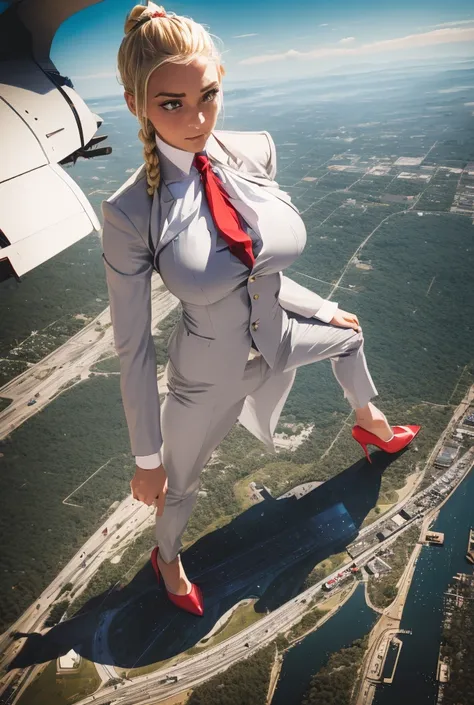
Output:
[124,3,167,35]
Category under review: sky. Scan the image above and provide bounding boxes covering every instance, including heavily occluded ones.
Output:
[38,0,474,98]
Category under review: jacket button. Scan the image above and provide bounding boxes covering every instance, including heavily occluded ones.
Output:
[253,293,259,300]
[251,321,259,331]
[249,275,256,283]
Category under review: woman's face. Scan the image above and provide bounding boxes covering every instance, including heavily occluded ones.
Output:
[125,55,222,153]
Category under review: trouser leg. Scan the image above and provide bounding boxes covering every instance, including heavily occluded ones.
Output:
[277,313,378,409]
[155,356,266,562]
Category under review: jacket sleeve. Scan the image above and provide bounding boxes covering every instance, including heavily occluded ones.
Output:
[101,199,163,458]
[262,131,277,180]
[278,273,338,323]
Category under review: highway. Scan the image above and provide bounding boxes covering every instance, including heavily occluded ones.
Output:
[72,391,474,705]
[1,301,473,704]
[2,441,472,705]
[3,443,472,704]
[0,276,177,441]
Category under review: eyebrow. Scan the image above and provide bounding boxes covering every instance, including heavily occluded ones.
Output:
[154,82,219,98]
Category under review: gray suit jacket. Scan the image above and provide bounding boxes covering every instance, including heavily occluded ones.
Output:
[101,130,335,457]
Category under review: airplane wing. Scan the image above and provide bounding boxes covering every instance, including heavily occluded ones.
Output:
[0,0,112,283]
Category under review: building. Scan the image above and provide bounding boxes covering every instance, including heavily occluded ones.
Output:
[57,648,81,673]
[456,426,474,439]
[366,557,392,576]
[400,503,418,520]
[376,527,393,542]
[462,411,474,428]
[434,444,460,469]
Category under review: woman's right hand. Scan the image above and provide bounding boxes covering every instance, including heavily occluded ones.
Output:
[131,465,168,516]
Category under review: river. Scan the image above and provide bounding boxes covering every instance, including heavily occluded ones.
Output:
[271,467,474,705]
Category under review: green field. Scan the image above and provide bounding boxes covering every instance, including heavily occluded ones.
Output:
[17,658,101,705]
[1,205,472,634]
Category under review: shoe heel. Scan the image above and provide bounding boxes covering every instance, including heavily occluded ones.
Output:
[358,440,372,464]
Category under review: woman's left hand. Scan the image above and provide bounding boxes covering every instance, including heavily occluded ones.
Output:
[329,308,362,332]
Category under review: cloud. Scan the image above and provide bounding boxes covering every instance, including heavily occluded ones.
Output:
[430,19,474,28]
[319,23,329,27]
[73,71,117,80]
[239,26,474,65]
[232,33,259,39]
[339,37,355,44]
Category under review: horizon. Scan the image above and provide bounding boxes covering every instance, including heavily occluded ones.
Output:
[44,0,474,99]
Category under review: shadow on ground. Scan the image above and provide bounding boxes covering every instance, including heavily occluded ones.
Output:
[10,450,400,671]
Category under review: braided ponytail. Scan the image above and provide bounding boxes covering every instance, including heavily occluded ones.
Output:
[139,119,161,196]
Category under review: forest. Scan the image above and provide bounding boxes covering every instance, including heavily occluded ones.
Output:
[1,203,473,631]
[301,634,370,705]
[186,643,275,705]
[182,632,371,705]
[0,231,109,387]
[1,68,474,705]
[438,575,474,704]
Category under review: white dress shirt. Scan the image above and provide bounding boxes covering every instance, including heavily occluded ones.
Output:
[135,134,337,470]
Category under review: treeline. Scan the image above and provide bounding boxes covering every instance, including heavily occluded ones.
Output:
[301,634,370,705]
[187,643,275,705]
[286,606,327,642]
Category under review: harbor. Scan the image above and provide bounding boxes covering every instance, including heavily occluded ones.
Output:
[435,567,474,704]
[465,527,474,564]
[372,462,474,704]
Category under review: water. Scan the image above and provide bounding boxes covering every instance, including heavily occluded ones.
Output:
[271,584,376,705]
[271,468,474,705]
[374,468,474,704]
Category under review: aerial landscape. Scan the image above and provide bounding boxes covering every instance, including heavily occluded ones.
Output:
[1,2,474,704]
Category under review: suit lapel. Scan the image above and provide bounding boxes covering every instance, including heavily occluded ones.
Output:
[148,130,300,268]
[208,132,300,213]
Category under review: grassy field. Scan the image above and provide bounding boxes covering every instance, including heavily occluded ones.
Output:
[2,207,472,633]
[17,658,101,705]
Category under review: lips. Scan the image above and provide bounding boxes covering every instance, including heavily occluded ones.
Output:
[186,134,205,140]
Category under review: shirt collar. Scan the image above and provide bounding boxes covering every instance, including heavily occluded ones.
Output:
[155,133,209,176]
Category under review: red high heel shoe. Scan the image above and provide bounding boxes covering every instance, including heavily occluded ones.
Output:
[352,424,421,464]
[151,547,204,616]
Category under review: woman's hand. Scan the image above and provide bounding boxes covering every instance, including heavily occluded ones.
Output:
[131,465,168,516]
[329,308,362,332]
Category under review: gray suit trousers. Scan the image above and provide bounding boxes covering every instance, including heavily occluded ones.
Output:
[156,316,377,561]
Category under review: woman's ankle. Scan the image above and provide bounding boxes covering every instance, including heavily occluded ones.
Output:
[355,403,393,441]
[157,552,191,595]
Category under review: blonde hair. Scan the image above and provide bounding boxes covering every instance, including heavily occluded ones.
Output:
[117,2,226,196]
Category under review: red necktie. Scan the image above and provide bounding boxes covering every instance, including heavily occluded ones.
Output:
[193,154,255,270]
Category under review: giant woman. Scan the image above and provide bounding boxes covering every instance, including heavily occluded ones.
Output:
[102,2,420,616]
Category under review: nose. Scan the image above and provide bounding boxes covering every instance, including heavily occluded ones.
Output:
[189,111,206,129]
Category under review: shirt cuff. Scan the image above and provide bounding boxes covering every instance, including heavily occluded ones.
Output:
[135,450,162,470]
[314,300,338,324]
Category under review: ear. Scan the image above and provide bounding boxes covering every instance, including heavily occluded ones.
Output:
[124,91,137,116]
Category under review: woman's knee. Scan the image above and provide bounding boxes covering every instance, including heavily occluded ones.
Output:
[335,328,364,357]
[163,466,201,502]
